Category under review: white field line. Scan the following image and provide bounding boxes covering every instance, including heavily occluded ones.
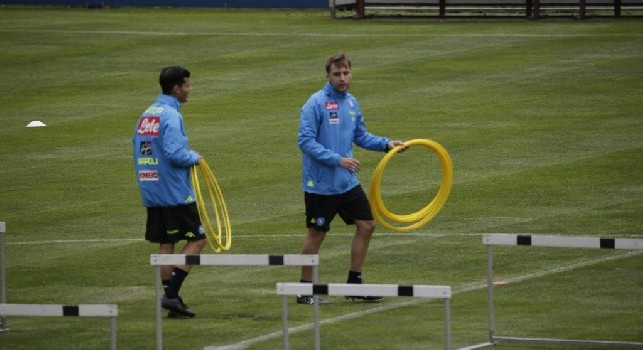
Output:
[7,232,641,245]
[1,29,642,38]
[204,250,643,350]
[7,238,144,245]
[4,232,471,245]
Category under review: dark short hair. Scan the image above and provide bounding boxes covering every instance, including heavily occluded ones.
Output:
[159,66,190,95]
[325,53,351,73]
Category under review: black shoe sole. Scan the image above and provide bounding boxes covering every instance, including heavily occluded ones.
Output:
[162,306,195,318]
[162,300,196,318]
[345,296,384,302]
[168,311,194,319]
[296,296,331,305]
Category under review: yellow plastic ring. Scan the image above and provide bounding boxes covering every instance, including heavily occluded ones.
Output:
[191,159,232,253]
[369,139,453,232]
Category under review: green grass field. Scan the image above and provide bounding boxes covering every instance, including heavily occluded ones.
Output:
[0,6,642,350]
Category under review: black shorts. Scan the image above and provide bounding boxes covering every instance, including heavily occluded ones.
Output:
[145,203,206,244]
[305,185,374,232]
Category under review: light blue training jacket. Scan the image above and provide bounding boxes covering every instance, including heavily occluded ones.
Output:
[298,82,390,195]
[133,94,200,207]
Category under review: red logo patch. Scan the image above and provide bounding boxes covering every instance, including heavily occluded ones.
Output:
[138,170,158,181]
[137,116,160,136]
[325,101,338,110]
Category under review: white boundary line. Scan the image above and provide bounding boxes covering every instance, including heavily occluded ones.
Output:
[7,238,144,245]
[7,232,642,246]
[204,250,642,350]
[1,29,642,38]
[4,233,477,245]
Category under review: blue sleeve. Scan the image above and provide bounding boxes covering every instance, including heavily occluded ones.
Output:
[297,97,341,167]
[352,102,389,152]
[163,114,200,167]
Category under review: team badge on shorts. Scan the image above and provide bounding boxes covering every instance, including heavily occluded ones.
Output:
[315,217,325,227]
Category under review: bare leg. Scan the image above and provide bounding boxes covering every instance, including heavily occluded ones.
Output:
[164,239,206,303]
[176,239,207,272]
[300,228,326,281]
[159,243,175,281]
[346,220,383,301]
[161,239,206,317]
[350,220,376,273]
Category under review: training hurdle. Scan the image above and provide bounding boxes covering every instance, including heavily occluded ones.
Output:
[0,222,118,348]
[150,254,319,350]
[0,303,118,349]
[463,233,643,349]
[276,282,452,350]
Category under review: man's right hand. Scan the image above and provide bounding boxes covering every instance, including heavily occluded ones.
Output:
[340,157,361,173]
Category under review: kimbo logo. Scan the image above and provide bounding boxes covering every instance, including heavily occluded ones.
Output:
[138,170,159,181]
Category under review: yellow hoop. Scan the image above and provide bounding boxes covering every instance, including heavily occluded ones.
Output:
[369,139,453,232]
[191,159,232,253]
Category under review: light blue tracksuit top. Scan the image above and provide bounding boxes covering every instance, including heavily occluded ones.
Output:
[133,94,200,207]
[298,82,390,195]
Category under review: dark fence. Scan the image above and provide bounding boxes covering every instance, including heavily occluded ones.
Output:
[0,0,327,8]
[330,0,643,18]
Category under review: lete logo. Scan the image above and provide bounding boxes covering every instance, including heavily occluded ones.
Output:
[137,116,160,136]
[325,101,338,110]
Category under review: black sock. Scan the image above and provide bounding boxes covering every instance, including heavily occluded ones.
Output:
[162,279,171,294]
[165,268,188,299]
[347,270,362,284]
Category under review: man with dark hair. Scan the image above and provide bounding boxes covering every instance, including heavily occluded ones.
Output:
[133,66,205,318]
[296,53,406,304]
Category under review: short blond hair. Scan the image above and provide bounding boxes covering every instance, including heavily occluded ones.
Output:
[325,53,352,73]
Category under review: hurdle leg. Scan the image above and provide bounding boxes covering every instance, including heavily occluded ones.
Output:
[110,315,117,350]
[313,299,320,350]
[444,298,451,350]
[486,244,495,343]
[155,265,163,350]
[281,295,289,350]
[0,223,7,332]
[312,265,320,350]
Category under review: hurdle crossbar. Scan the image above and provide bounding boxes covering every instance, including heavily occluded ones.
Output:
[0,303,118,349]
[150,254,319,350]
[483,233,643,250]
[276,283,452,350]
[465,233,643,349]
[150,253,318,267]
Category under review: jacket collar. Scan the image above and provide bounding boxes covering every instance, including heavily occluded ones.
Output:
[157,93,181,111]
[323,81,348,99]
